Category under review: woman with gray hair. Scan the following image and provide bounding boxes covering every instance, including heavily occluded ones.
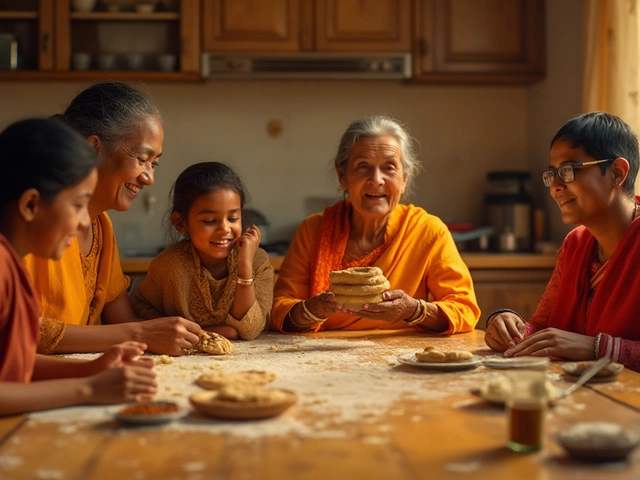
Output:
[24,82,201,355]
[272,116,480,333]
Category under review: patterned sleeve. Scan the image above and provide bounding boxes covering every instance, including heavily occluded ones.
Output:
[597,334,640,372]
[224,249,274,340]
[37,317,66,354]
[525,244,564,335]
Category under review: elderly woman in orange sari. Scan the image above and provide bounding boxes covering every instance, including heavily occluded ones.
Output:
[271,116,480,333]
[485,112,640,371]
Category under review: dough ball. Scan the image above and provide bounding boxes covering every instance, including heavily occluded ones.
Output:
[195,332,233,355]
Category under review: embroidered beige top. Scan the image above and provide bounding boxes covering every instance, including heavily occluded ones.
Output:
[133,240,274,340]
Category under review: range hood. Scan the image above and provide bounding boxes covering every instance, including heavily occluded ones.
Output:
[201,52,411,80]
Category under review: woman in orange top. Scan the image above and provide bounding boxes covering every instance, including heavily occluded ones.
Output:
[24,82,201,355]
[271,116,480,333]
[0,118,157,416]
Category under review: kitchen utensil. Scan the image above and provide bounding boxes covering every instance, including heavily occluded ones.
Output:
[555,356,612,400]
[483,171,533,252]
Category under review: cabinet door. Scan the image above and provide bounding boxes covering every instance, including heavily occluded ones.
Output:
[315,0,410,52]
[471,269,551,330]
[202,0,301,52]
[0,0,54,71]
[414,0,545,83]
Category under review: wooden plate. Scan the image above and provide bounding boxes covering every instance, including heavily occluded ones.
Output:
[189,389,298,420]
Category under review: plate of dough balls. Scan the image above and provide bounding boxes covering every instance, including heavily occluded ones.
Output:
[398,346,483,371]
[329,266,390,309]
[471,375,558,406]
[190,369,297,420]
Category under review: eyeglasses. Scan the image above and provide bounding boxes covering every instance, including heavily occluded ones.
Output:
[540,159,613,187]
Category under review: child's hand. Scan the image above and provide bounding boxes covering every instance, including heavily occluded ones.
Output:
[86,365,158,404]
[85,341,153,375]
[236,224,261,264]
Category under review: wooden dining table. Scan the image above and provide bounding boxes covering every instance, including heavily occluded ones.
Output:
[1,329,639,480]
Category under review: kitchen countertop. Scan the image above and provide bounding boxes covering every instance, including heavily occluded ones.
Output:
[121,252,557,274]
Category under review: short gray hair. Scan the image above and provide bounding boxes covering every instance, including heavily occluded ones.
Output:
[61,81,161,152]
[334,116,421,197]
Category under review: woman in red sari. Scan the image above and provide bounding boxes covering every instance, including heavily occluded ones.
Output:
[485,112,640,371]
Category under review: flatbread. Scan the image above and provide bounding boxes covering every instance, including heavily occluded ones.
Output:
[196,370,276,390]
[215,385,290,403]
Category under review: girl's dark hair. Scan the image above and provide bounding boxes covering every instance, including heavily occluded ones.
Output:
[0,118,97,210]
[166,162,249,241]
[61,81,161,151]
[552,111,639,197]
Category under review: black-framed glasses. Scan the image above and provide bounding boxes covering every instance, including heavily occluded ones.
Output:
[540,159,613,187]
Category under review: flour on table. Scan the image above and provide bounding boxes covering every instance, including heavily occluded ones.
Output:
[26,334,585,440]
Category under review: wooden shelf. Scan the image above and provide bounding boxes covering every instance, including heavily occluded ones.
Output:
[0,70,200,81]
[70,12,179,21]
[0,11,38,20]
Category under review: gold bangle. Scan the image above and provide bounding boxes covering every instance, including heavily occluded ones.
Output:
[302,300,327,323]
[404,299,429,326]
[236,275,255,286]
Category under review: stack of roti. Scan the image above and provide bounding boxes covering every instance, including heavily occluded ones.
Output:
[329,266,390,305]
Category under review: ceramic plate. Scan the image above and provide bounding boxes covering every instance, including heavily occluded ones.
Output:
[484,357,550,370]
[470,381,558,406]
[557,422,640,462]
[562,361,624,383]
[114,401,189,426]
[397,354,483,371]
[189,389,298,420]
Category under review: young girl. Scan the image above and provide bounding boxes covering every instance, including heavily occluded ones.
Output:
[133,162,274,340]
[0,118,157,416]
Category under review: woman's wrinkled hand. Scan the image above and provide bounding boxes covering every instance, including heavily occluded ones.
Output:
[503,328,596,361]
[485,313,526,352]
[305,291,344,320]
[140,317,201,356]
[342,289,416,323]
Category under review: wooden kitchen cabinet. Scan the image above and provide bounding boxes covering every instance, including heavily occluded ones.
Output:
[201,0,411,52]
[0,0,54,71]
[0,0,199,80]
[413,0,545,84]
[472,268,551,330]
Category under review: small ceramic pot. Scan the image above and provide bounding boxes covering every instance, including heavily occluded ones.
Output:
[72,52,92,71]
[157,53,177,72]
[97,53,116,71]
[71,0,97,12]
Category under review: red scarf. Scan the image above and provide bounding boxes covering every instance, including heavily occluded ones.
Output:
[550,215,640,339]
[310,201,390,295]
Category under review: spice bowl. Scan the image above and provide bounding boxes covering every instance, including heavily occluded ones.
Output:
[114,401,189,426]
[557,422,640,462]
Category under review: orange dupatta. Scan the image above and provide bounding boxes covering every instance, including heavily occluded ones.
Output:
[310,201,390,295]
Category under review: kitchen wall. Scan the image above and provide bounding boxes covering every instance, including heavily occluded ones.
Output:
[0,0,582,255]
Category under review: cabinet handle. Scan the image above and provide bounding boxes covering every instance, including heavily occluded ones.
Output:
[41,33,49,53]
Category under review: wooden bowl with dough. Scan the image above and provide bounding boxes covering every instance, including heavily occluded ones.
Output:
[190,389,297,420]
